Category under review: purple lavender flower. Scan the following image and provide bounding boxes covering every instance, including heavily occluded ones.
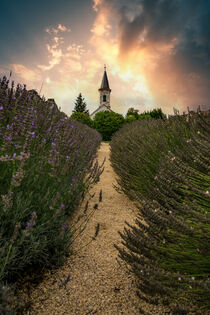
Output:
[0,105,3,110]
[61,204,65,208]
[31,131,35,138]
[26,222,30,227]
[13,153,16,158]
[5,136,12,141]
[32,221,36,226]
[66,155,70,159]
[61,224,68,230]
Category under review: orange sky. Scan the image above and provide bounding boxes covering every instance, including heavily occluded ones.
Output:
[1,0,209,116]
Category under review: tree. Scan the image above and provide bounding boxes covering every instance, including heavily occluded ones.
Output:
[70,112,93,128]
[73,93,89,114]
[126,107,139,119]
[93,111,124,141]
[138,113,152,120]
[149,108,166,119]
[124,115,137,124]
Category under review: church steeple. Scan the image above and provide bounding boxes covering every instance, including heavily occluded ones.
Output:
[90,65,112,119]
[98,65,111,108]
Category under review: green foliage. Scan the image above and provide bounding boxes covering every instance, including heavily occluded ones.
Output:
[138,113,151,120]
[72,93,89,114]
[124,115,137,124]
[70,112,93,128]
[111,113,210,313]
[138,108,166,120]
[126,107,139,119]
[149,108,166,119]
[93,111,124,141]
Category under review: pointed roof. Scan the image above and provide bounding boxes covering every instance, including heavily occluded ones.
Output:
[99,65,111,91]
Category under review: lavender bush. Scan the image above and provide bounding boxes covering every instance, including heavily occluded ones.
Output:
[0,76,102,311]
[111,112,210,313]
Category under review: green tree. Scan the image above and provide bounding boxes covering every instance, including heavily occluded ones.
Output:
[137,108,166,120]
[70,112,93,128]
[73,93,89,114]
[93,111,124,141]
[149,108,166,119]
[124,115,137,124]
[138,113,152,120]
[126,107,139,119]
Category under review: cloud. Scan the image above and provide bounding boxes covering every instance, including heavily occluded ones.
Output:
[38,44,63,71]
[109,0,210,111]
[5,1,209,117]
[38,24,71,71]
[89,0,153,111]
[45,24,71,34]
[92,0,104,12]
[12,64,41,82]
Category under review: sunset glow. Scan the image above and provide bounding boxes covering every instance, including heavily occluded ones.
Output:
[0,0,209,116]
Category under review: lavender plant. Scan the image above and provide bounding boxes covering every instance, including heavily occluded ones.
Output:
[111,112,210,313]
[0,76,102,311]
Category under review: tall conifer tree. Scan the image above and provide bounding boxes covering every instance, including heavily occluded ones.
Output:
[73,93,89,114]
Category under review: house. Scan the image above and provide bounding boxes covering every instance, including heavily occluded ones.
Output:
[90,65,112,119]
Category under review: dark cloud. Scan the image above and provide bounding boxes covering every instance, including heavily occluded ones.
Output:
[115,0,210,107]
[118,0,206,48]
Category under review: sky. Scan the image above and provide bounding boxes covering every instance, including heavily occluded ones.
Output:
[0,0,210,116]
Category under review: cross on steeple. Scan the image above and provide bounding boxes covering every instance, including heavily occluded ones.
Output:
[104,64,106,71]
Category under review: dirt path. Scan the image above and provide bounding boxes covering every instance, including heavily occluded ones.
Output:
[28,143,164,314]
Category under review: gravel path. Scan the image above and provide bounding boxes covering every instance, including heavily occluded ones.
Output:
[28,143,167,315]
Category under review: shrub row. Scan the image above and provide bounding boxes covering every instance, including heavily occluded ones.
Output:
[71,109,166,141]
[0,76,102,312]
[110,113,210,314]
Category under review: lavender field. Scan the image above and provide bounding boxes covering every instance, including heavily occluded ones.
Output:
[111,113,210,314]
[0,76,102,313]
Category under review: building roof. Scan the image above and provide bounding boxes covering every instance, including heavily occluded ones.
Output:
[90,104,112,118]
[99,66,111,91]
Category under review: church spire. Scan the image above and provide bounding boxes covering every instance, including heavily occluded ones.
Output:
[90,65,112,118]
[99,65,111,91]
[98,65,111,108]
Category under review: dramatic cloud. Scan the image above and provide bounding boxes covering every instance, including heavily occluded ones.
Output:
[12,64,41,83]
[1,1,209,116]
[115,0,210,110]
[38,24,70,71]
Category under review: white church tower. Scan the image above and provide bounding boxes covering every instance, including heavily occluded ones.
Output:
[90,65,112,119]
[99,65,111,108]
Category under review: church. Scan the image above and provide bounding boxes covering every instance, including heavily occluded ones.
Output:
[90,66,112,119]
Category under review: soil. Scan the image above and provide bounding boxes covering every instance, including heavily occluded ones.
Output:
[25,143,169,314]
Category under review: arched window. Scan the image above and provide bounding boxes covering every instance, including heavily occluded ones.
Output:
[103,95,106,102]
